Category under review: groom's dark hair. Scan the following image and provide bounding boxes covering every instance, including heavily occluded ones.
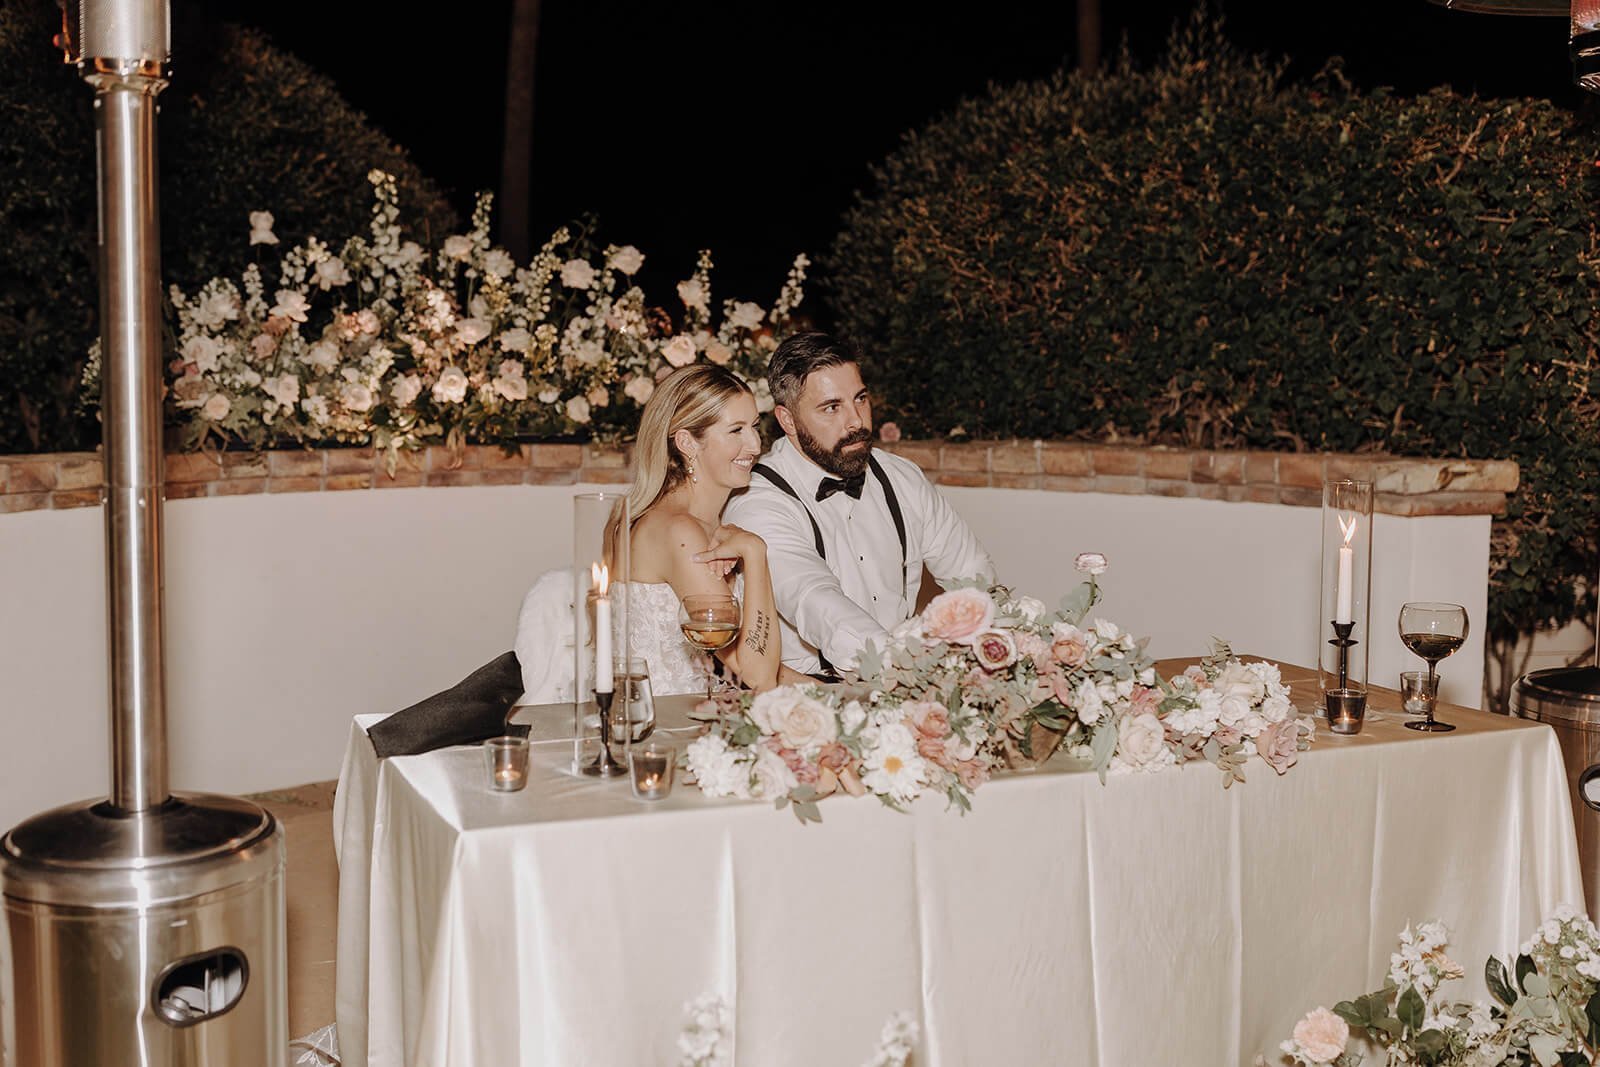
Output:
[767,331,862,410]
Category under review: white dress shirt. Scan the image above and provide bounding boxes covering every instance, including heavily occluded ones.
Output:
[723,437,995,674]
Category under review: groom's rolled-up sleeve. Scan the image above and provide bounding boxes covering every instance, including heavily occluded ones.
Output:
[725,488,886,672]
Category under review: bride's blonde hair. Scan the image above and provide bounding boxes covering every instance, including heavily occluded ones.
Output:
[604,364,753,562]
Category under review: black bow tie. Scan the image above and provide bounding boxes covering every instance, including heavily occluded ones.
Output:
[815,473,866,502]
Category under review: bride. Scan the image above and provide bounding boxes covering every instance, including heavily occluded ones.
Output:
[604,364,802,695]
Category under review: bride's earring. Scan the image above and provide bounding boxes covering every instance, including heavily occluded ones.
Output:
[687,456,698,484]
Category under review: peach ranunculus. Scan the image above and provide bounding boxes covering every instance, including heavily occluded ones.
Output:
[921,587,996,645]
[973,629,1019,671]
[1291,1007,1349,1064]
[1051,622,1090,669]
[1257,719,1301,775]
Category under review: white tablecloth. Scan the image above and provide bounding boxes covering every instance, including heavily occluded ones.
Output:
[334,666,1584,1067]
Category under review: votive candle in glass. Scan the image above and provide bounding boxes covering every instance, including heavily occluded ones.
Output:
[485,736,531,792]
[630,742,674,801]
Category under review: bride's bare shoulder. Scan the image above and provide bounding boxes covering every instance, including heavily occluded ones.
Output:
[631,507,713,571]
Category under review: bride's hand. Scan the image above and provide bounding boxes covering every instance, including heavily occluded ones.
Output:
[691,524,766,578]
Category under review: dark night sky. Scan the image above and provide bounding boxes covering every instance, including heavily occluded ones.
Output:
[204,0,1586,308]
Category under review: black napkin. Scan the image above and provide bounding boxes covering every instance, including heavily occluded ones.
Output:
[366,651,529,758]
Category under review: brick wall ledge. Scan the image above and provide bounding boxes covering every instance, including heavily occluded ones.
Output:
[0,441,1518,518]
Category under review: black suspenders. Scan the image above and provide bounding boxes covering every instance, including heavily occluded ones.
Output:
[751,456,908,675]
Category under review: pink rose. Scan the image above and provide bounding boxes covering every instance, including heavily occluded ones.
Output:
[1258,719,1301,775]
[922,587,996,645]
[1291,1007,1349,1064]
[816,742,852,774]
[907,702,952,740]
[973,629,1018,671]
[1051,624,1090,669]
[918,736,954,769]
[954,758,990,791]
[878,422,902,443]
[1129,685,1161,717]
[772,742,820,785]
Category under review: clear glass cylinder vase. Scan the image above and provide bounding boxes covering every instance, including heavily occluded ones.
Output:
[572,491,630,773]
[1317,479,1374,734]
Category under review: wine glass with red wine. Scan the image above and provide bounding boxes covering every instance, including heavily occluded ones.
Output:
[1397,602,1468,733]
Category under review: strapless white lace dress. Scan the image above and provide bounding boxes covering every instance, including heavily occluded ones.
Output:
[619,582,709,697]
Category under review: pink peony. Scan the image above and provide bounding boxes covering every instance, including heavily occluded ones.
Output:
[1258,719,1301,775]
[973,629,1019,671]
[1292,1007,1349,1064]
[922,587,996,645]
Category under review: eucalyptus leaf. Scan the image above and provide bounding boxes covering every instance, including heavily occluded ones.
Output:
[731,724,761,747]
[1523,972,1551,999]
[1529,1032,1563,1067]
[856,642,884,681]
[1060,583,1091,622]
[1090,721,1117,781]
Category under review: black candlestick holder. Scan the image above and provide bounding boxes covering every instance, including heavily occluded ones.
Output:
[1325,619,1367,734]
[582,690,626,777]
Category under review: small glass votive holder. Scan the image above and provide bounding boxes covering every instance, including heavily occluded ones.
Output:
[1400,671,1439,716]
[629,742,674,801]
[1325,689,1367,735]
[484,736,530,792]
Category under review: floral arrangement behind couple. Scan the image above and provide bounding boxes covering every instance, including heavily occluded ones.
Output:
[610,332,994,697]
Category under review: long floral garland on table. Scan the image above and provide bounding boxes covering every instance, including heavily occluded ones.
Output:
[1272,907,1600,1067]
[685,554,1316,821]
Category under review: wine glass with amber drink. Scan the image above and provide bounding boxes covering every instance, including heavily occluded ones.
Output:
[1398,602,1468,733]
[679,593,741,703]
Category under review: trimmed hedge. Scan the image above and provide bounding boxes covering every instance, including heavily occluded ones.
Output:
[826,13,1600,677]
[0,0,456,455]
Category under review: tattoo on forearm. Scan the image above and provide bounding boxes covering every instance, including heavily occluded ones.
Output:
[747,609,771,656]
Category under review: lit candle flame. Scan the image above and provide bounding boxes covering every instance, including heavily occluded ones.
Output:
[592,562,609,597]
[1338,514,1357,545]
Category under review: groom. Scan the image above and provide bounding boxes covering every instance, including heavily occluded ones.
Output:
[724,332,995,677]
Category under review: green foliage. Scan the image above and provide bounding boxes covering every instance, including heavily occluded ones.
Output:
[0,0,456,454]
[826,9,1600,651]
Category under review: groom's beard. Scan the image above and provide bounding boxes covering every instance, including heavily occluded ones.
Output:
[794,423,872,479]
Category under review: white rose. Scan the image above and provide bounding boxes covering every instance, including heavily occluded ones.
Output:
[1091,618,1121,642]
[432,366,469,404]
[762,693,838,752]
[302,341,339,371]
[339,382,373,412]
[841,700,867,734]
[537,387,561,404]
[248,210,278,246]
[271,289,309,323]
[661,335,697,368]
[560,258,597,289]
[200,393,231,421]
[702,338,733,366]
[566,395,591,423]
[750,748,798,799]
[264,374,299,408]
[194,290,240,327]
[482,249,515,279]
[727,301,764,331]
[677,278,708,314]
[623,375,655,404]
[455,318,490,346]
[1116,713,1167,767]
[391,374,422,408]
[442,235,473,261]
[182,335,224,374]
[608,245,644,275]
[314,257,352,289]
[1013,596,1047,623]
[499,327,532,352]
[493,374,528,402]
[586,385,610,408]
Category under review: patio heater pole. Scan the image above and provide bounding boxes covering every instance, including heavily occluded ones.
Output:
[77,0,173,814]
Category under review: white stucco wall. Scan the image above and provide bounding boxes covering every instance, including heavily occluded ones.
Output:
[0,483,1492,831]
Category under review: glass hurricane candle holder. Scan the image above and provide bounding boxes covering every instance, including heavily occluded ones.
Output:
[1317,479,1374,734]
